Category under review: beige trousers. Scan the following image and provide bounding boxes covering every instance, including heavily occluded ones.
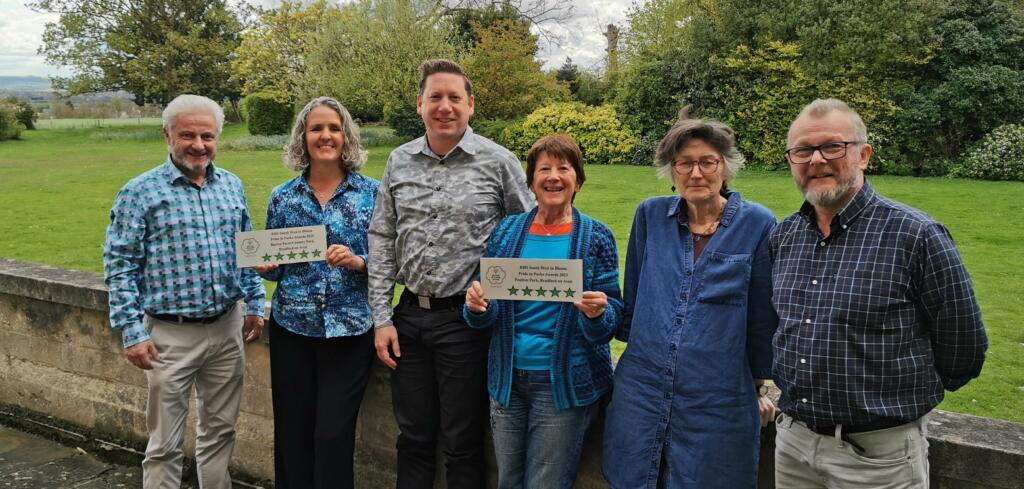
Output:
[141,304,245,489]
[774,412,929,489]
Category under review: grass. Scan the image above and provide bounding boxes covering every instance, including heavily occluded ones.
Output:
[1,122,1022,423]
[34,117,164,129]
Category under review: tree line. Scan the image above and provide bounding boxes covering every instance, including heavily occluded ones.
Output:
[24,0,1024,180]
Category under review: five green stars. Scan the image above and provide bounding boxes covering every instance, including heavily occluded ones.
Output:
[503,285,577,298]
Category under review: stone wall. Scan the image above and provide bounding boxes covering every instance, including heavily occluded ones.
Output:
[1,258,1022,488]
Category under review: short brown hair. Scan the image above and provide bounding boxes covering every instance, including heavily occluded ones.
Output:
[526,135,586,201]
[418,59,473,96]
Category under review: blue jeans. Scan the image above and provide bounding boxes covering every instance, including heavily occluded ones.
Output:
[490,369,597,489]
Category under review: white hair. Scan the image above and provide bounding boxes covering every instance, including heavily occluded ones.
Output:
[788,98,868,145]
[162,94,225,134]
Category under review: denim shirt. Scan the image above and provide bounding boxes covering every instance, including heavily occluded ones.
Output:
[603,192,778,489]
[261,171,378,337]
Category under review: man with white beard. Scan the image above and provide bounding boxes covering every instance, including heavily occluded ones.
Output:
[103,94,265,488]
[769,98,987,488]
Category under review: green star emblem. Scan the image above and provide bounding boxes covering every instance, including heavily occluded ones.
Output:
[275,252,285,261]
[549,288,562,297]
[536,287,548,297]
[522,286,534,296]
[299,250,309,259]
[564,287,576,297]
[311,249,322,257]
[507,286,519,296]
[287,251,297,259]
[262,254,272,262]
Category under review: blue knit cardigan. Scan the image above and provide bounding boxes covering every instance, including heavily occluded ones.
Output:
[463,207,623,411]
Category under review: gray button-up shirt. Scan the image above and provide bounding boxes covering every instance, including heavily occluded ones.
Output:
[368,127,534,327]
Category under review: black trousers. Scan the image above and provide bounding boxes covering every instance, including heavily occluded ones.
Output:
[269,316,374,489]
[390,293,490,489]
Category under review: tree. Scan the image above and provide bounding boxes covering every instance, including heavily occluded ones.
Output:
[894,0,1024,164]
[31,0,246,105]
[297,0,457,122]
[441,0,574,42]
[555,57,580,95]
[462,19,567,121]
[231,0,342,104]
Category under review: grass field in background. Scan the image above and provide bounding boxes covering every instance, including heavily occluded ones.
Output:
[33,117,164,129]
[1,122,1021,423]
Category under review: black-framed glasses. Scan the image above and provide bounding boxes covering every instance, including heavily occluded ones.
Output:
[784,141,863,164]
[672,157,721,175]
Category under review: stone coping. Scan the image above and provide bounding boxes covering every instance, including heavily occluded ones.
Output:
[0,258,108,311]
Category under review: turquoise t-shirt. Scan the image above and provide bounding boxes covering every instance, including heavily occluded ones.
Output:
[513,233,571,370]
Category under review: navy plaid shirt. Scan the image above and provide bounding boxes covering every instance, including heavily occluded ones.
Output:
[104,158,266,348]
[769,181,986,426]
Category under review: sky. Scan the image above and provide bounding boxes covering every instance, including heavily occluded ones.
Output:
[0,0,632,78]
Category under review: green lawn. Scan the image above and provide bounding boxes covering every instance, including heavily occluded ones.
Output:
[2,123,1022,423]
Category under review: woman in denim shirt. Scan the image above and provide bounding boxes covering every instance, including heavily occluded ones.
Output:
[463,135,623,489]
[254,97,378,489]
[603,109,778,489]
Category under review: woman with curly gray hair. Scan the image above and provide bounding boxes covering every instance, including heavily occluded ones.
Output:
[253,96,378,489]
[603,107,778,488]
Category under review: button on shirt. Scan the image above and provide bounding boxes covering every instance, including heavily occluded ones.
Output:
[260,171,378,337]
[367,127,533,327]
[104,159,266,347]
[769,181,987,427]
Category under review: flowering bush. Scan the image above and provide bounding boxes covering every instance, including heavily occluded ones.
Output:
[950,124,1024,181]
[504,103,639,165]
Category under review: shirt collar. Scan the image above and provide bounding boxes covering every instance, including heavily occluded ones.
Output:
[296,169,361,199]
[668,190,742,227]
[798,179,877,229]
[402,126,479,158]
[159,156,218,186]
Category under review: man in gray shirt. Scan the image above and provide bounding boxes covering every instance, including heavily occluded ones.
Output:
[368,59,533,488]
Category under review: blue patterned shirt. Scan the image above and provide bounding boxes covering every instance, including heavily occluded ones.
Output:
[104,158,267,348]
[770,181,987,427]
[261,171,378,337]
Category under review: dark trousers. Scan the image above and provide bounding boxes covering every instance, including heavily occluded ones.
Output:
[390,293,490,489]
[269,316,374,489]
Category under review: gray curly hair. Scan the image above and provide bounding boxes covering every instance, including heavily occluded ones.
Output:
[283,97,366,172]
[654,106,746,184]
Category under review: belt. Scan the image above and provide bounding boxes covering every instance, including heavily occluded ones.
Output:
[149,310,228,324]
[806,417,908,436]
[400,289,465,310]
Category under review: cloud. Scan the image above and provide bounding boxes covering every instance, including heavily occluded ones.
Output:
[0,0,632,77]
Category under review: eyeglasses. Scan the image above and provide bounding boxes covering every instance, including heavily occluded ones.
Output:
[672,157,721,175]
[785,141,863,164]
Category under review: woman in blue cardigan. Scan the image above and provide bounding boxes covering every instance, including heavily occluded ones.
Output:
[464,134,623,489]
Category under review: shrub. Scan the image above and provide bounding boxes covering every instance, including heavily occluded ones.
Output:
[950,124,1024,181]
[243,92,293,135]
[220,134,290,151]
[614,59,682,140]
[0,105,25,141]
[504,103,639,165]
[360,126,405,147]
[473,117,522,148]
[11,100,37,130]
[385,105,424,142]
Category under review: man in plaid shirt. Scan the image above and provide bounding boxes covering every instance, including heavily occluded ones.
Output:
[104,94,265,489]
[770,98,987,488]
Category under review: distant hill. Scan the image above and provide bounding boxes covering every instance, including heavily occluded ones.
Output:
[0,76,52,91]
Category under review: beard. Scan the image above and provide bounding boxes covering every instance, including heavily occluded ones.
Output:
[799,167,861,208]
[169,146,213,174]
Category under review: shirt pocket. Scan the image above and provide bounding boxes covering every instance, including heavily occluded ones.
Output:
[696,252,752,306]
[833,267,912,330]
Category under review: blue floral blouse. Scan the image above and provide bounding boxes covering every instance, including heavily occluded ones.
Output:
[260,171,379,337]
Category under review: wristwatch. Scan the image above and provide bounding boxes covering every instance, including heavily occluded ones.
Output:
[757,384,770,397]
